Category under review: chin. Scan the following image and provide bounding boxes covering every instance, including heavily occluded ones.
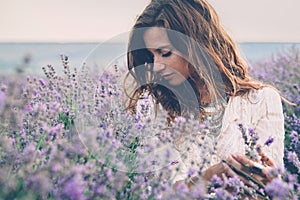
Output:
[168,77,187,86]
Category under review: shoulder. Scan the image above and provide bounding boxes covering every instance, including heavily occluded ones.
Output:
[246,87,280,103]
[245,87,281,105]
[224,87,283,125]
[243,87,284,124]
[247,87,283,112]
[223,87,282,115]
[227,87,281,109]
[243,87,283,117]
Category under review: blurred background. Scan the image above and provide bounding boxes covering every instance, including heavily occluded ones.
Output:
[0,0,300,75]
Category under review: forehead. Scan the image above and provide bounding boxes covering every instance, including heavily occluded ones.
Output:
[143,27,172,49]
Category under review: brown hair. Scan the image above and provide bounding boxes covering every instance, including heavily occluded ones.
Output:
[126,0,266,120]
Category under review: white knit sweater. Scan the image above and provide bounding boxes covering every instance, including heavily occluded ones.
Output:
[171,87,285,183]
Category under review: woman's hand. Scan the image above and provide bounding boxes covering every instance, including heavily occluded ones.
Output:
[201,153,274,186]
[201,160,238,183]
[177,152,275,194]
[174,161,239,190]
[226,153,273,185]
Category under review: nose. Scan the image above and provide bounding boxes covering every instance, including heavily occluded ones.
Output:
[153,57,166,73]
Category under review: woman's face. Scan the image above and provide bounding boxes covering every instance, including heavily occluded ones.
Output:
[143,27,190,86]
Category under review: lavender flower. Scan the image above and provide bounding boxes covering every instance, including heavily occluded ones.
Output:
[265,178,293,200]
[190,184,207,199]
[214,188,234,200]
[0,50,299,199]
[62,175,86,200]
[264,136,274,146]
[248,128,257,139]
[249,46,300,180]
[238,124,260,160]
[289,130,299,149]
[210,174,223,188]
[0,87,6,113]
[227,176,245,195]
[287,151,300,171]
[175,182,189,195]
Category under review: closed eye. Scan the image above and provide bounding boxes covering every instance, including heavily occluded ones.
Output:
[161,50,172,57]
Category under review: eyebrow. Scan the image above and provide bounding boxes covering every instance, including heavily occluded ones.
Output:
[147,45,173,53]
[145,44,174,54]
[155,45,173,50]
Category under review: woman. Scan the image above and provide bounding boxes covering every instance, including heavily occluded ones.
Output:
[126,0,284,192]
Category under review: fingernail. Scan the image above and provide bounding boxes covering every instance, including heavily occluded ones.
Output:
[232,154,238,159]
[244,163,250,168]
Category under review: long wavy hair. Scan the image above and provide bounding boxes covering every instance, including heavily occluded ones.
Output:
[125,0,265,121]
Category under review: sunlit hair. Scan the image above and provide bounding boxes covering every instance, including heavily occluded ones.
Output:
[125,0,268,121]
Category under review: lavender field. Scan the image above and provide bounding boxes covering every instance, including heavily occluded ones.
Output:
[0,47,299,199]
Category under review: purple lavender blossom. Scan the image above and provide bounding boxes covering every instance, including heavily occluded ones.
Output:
[248,128,259,142]
[38,79,47,86]
[187,168,196,177]
[25,172,51,195]
[264,136,275,146]
[0,51,299,199]
[210,175,223,187]
[175,182,189,195]
[190,184,206,199]
[174,116,186,124]
[62,175,86,200]
[0,88,5,113]
[239,125,260,160]
[265,178,293,200]
[214,188,234,200]
[135,120,145,130]
[227,176,245,195]
[289,130,299,148]
[287,151,300,171]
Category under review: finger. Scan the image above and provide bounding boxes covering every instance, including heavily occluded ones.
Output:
[232,154,252,167]
[232,154,260,171]
[251,161,272,182]
[221,162,259,186]
[221,162,236,178]
[222,162,256,187]
[256,145,275,167]
[251,172,270,185]
[222,173,228,182]
[202,162,227,181]
[226,155,245,171]
[223,159,265,187]
[227,155,267,183]
[260,152,275,167]
[233,154,271,181]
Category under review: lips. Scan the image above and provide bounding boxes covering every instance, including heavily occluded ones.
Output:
[162,73,173,79]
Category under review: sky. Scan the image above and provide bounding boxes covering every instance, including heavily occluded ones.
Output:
[0,0,299,42]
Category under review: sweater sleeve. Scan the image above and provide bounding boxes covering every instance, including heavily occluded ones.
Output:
[252,87,285,168]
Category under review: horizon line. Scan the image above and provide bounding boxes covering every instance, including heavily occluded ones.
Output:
[0,40,300,44]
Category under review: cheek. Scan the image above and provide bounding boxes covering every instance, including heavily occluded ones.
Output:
[170,55,189,77]
[180,60,190,78]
